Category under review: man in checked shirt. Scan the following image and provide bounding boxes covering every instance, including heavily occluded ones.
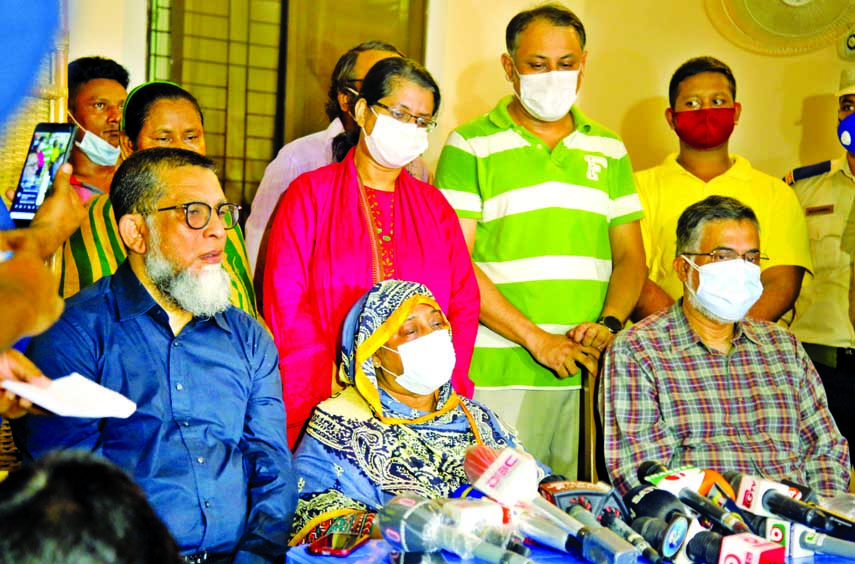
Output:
[602,195,850,497]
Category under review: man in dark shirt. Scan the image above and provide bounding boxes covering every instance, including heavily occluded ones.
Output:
[13,148,295,564]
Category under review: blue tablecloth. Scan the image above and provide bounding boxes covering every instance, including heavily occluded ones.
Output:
[286,539,855,564]
[287,539,620,564]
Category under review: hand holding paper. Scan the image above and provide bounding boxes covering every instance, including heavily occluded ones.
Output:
[0,372,136,418]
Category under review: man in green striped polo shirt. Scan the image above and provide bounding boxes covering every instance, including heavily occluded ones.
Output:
[435,4,646,478]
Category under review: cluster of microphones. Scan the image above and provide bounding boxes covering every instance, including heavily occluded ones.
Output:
[370,445,855,564]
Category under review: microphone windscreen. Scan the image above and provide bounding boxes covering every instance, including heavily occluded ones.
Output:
[463,445,499,483]
[637,460,669,482]
[631,515,689,559]
[685,530,722,564]
[623,485,688,523]
[377,495,440,553]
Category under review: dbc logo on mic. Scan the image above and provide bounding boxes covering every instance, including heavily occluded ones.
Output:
[486,453,519,489]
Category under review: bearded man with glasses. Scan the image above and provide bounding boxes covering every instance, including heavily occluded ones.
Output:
[601,195,850,498]
[13,148,296,564]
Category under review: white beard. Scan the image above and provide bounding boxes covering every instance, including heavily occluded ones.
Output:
[144,222,231,317]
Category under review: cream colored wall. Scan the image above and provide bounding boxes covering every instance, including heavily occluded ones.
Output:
[424,0,845,178]
[68,0,146,89]
[67,0,846,178]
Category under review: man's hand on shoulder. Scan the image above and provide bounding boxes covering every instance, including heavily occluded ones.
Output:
[529,330,600,378]
[567,322,614,351]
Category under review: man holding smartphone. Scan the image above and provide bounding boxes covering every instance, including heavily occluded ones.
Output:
[1,163,85,418]
[66,56,129,202]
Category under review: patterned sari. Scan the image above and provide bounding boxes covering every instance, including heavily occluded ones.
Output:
[289,280,540,544]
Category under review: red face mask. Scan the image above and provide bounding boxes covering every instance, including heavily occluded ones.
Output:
[670,107,736,150]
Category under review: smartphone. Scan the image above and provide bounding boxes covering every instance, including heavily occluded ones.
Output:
[9,122,78,227]
[306,532,370,557]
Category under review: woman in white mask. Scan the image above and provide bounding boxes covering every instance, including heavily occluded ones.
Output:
[263,58,479,449]
[289,279,544,545]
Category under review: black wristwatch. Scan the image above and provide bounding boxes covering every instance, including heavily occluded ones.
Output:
[598,315,623,334]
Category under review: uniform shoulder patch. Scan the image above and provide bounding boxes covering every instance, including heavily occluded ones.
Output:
[783,160,832,186]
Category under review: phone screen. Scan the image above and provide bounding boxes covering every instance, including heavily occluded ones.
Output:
[306,532,370,556]
[9,123,78,226]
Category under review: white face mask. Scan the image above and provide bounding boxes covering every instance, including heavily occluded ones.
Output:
[365,108,429,169]
[76,130,122,166]
[68,112,121,166]
[514,66,580,122]
[684,257,763,323]
[380,329,456,396]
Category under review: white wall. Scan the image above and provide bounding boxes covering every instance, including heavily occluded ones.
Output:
[424,0,846,178]
[68,0,147,89]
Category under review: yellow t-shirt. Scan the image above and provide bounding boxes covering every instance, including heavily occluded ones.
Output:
[636,154,813,300]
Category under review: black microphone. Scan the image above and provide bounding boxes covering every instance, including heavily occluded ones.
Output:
[630,516,688,561]
[598,511,665,564]
[623,485,689,523]
[677,488,751,535]
[726,472,855,541]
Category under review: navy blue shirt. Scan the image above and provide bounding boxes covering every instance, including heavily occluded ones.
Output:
[13,261,295,563]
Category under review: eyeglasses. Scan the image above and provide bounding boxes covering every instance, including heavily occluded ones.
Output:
[155,202,241,230]
[682,249,769,265]
[373,102,437,131]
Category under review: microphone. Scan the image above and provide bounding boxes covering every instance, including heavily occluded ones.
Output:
[631,516,689,561]
[434,498,514,552]
[636,463,749,535]
[799,528,855,559]
[727,472,855,541]
[639,461,735,499]
[448,485,568,556]
[377,494,533,564]
[623,484,689,523]
[686,531,785,564]
[780,479,818,504]
[624,485,715,564]
[514,510,577,553]
[677,488,751,534]
[594,510,665,564]
[464,445,639,564]
[537,478,629,520]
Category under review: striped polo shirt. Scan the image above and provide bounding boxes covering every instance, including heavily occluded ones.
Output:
[435,96,642,389]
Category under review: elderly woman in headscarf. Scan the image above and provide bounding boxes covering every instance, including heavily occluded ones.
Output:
[289,279,545,545]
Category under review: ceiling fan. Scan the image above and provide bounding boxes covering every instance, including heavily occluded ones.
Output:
[705,0,855,59]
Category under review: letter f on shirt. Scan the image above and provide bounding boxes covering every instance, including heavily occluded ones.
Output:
[585,155,608,181]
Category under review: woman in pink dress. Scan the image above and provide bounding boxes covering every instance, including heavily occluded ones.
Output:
[263,57,479,447]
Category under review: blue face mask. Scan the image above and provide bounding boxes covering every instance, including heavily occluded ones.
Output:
[838,112,855,153]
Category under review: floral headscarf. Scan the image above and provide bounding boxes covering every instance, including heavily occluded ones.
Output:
[338,279,456,420]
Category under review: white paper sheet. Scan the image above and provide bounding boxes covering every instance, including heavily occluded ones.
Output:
[1,372,136,418]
